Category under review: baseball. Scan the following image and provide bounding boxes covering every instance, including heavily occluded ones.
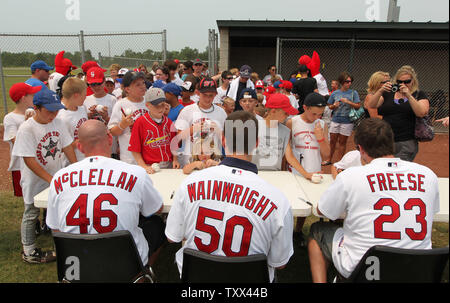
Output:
[151,163,161,172]
[25,108,35,116]
[96,104,104,112]
[311,173,322,184]
[124,108,133,116]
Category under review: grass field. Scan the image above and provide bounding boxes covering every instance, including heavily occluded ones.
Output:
[0,68,30,121]
[0,190,448,283]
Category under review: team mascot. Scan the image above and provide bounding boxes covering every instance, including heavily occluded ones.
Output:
[298,51,329,97]
[48,51,77,92]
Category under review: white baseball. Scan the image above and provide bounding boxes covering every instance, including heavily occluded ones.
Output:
[124,108,133,116]
[96,104,104,112]
[311,173,322,184]
[151,163,161,172]
[25,108,35,116]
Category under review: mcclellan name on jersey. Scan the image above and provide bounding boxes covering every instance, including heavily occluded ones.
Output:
[185,179,279,221]
[52,167,138,194]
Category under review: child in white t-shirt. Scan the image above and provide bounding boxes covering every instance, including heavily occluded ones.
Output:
[108,71,148,164]
[12,89,76,264]
[57,77,88,162]
[3,83,41,196]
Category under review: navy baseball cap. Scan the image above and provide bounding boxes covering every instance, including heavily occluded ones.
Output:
[304,92,327,107]
[163,82,182,96]
[239,65,252,78]
[30,60,54,72]
[33,89,66,111]
[239,88,257,101]
[122,71,146,87]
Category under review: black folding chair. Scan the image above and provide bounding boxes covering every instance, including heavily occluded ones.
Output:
[339,245,449,283]
[52,230,154,283]
[181,248,270,283]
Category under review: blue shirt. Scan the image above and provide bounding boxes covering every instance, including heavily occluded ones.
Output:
[168,104,184,122]
[25,78,49,91]
[328,89,360,124]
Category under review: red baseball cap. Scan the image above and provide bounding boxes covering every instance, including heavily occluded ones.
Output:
[265,93,298,115]
[255,80,264,88]
[86,67,105,84]
[81,61,106,74]
[9,82,42,102]
[280,80,293,90]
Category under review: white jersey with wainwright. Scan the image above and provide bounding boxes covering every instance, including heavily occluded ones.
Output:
[319,157,440,278]
[46,156,163,266]
[290,115,324,174]
[165,162,294,282]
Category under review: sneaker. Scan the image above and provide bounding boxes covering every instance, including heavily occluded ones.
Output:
[22,248,56,264]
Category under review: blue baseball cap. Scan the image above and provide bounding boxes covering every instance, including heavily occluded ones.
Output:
[30,60,54,72]
[33,89,66,111]
[162,82,182,96]
[273,80,282,89]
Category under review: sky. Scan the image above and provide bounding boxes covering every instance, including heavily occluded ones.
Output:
[0,0,448,54]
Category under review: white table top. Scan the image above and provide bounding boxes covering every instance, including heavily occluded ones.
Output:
[294,174,449,223]
[34,169,312,217]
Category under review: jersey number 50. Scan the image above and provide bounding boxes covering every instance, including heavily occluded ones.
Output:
[66,193,118,234]
[194,207,253,257]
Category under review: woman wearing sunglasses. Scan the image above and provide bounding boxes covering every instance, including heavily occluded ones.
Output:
[367,65,429,161]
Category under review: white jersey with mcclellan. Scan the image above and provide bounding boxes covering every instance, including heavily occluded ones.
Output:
[165,158,294,282]
[56,106,88,162]
[318,157,440,278]
[290,115,325,174]
[46,156,163,266]
[108,97,148,164]
[12,117,73,204]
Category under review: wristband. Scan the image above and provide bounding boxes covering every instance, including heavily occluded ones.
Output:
[317,138,325,143]
[117,123,125,130]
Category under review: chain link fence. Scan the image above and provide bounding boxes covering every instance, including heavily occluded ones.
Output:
[0,31,166,120]
[278,38,449,133]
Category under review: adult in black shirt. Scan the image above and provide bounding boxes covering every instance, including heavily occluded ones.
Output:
[367,65,430,161]
[292,65,318,114]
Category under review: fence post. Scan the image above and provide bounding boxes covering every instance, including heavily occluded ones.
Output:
[215,32,219,74]
[98,52,102,67]
[162,30,167,62]
[275,37,280,73]
[208,29,213,75]
[79,30,86,64]
[0,49,8,115]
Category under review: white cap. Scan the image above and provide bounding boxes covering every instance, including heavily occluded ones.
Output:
[105,77,114,83]
[118,68,129,76]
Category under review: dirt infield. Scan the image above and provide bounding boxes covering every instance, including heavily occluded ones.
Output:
[0,125,448,192]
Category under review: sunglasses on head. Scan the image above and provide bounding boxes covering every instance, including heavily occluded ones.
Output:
[397,79,412,84]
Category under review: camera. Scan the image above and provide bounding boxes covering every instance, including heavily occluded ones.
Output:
[391,83,400,93]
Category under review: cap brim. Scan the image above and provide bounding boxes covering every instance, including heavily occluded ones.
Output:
[283,106,299,115]
[240,73,251,78]
[149,97,167,105]
[43,103,66,111]
[87,78,104,84]
[198,88,217,93]
[28,86,42,94]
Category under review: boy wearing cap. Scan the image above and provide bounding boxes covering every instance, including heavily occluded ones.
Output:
[3,83,42,197]
[105,77,116,95]
[84,67,117,125]
[12,89,76,263]
[162,82,184,122]
[226,65,256,111]
[238,88,263,120]
[57,77,89,162]
[26,60,54,91]
[129,88,180,173]
[180,75,198,107]
[108,71,149,164]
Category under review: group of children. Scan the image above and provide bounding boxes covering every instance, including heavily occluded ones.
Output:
[4,56,364,263]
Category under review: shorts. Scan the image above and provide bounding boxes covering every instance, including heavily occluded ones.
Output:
[12,170,23,197]
[394,139,418,162]
[139,214,167,256]
[329,121,353,137]
[308,221,341,262]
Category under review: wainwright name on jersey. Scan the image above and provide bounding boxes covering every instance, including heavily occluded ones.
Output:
[46,156,163,265]
[318,157,440,278]
[165,158,294,282]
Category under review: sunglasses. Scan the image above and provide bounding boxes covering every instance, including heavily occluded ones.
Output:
[225,77,233,80]
[194,64,203,66]
[344,80,352,83]
[380,80,388,84]
[89,82,103,86]
[397,79,412,84]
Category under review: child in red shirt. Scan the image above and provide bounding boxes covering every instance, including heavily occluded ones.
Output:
[129,87,180,173]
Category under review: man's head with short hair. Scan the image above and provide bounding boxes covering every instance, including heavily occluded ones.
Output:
[354,118,395,160]
[77,119,112,157]
[223,110,258,156]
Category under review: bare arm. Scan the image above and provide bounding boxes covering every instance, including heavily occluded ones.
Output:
[63,144,77,164]
[285,141,313,180]
[23,157,53,183]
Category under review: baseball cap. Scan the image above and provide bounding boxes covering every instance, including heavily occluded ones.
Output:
[33,89,66,111]
[255,80,264,88]
[273,80,282,89]
[162,82,182,96]
[304,92,327,107]
[86,67,105,84]
[30,60,53,72]
[145,88,167,105]
[239,88,257,101]
[239,65,252,78]
[9,82,42,103]
[198,77,217,93]
[122,71,146,88]
[81,61,106,74]
[105,77,114,84]
[265,93,298,115]
[118,68,129,76]
[279,80,293,90]
[193,58,203,66]
[298,64,309,73]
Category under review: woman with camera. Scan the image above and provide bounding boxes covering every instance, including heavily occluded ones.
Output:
[367,65,429,161]
[364,71,390,119]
